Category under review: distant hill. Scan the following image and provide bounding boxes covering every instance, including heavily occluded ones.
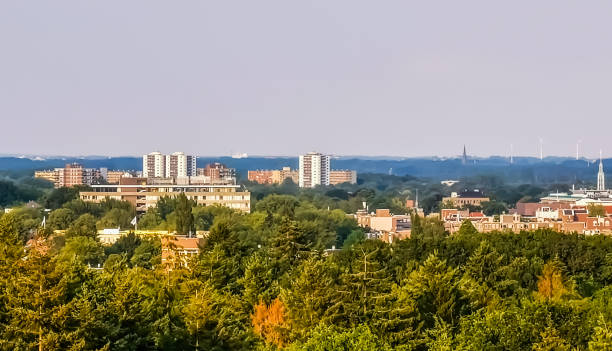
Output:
[0,156,606,185]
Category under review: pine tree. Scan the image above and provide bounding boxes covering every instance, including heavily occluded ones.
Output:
[399,252,463,330]
[281,256,337,340]
[458,219,478,235]
[4,247,64,350]
[269,218,309,278]
[175,193,194,235]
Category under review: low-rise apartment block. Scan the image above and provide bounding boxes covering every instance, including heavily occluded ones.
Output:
[248,167,299,185]
[34,170,58,185]
[329,170,357,185]
[355,208,412,243]
[443,206,612,235]
[79,177,250,213]
[35,163,102,188]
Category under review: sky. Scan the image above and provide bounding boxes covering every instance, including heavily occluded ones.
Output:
[1,1,612,158]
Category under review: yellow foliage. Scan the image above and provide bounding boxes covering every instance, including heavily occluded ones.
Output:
[536,261,568,301]
[252,298,289,348]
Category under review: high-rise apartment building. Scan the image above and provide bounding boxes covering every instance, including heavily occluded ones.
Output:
[143,152,166,178]
[142,151,196,178]
[166,152,196,177]
[299,152,330,188]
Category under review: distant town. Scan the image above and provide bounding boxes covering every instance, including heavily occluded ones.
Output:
[27,148,612,246]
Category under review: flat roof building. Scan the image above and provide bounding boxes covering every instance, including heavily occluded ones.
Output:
[79,178,250,213]
[248,167,298,185]
[443,190,489,207]
[329,170,357,185]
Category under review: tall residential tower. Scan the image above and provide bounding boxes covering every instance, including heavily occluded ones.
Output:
[142,152,166,178]
[299,152,330,188]
[143,151,196,178]
[166,152,197,177]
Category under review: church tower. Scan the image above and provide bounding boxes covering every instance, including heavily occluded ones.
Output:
[597,150,605,191]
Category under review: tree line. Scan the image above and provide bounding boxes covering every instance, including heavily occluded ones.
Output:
[0,191,611,349]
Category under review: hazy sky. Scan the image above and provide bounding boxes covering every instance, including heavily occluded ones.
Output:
[1,1,612,158]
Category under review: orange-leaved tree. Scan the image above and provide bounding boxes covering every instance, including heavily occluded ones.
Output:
[252,298,289,348]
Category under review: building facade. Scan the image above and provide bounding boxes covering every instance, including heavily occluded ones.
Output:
[79,177,250,213]
[143,151,196,178]
[442,190,489,207]
[248,166,299,185]
[166,152,197,178]
[329,170,357,185]
[105,170,131,184]
[197,162,236,184]
[34,170,58,185]
[35,163,101,188]
[299,152,330,188]
[143,152,166,178]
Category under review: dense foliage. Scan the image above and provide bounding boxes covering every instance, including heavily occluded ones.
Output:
[0,191,611,350]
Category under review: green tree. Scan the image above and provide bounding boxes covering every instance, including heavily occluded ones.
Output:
[282,256,338,340]
[66,213,98,239]
[97,208,133,230]
[481,200,508,216]
[588,204,606,217]
[56,236,105,267]
[47,208,76,230]
[130,238,161,269]
[399,252,463,329]
[589,315,612,350]
[138,209,163,230]
[287,324,392,351]
[458,219,478,235]
[175,194,194,235]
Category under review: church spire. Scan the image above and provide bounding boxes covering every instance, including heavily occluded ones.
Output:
[597,150,605,191]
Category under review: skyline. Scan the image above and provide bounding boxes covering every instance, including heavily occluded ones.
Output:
[2,1,612,156]
[2,148,612,161]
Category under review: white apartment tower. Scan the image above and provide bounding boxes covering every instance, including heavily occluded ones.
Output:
[597,152,605,191]
[143,152,166,178]
[299,152,330,188]
[143,151,196,178]
[166,152,197,177]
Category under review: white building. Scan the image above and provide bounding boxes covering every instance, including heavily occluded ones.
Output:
[143,152,166,178]
[166,152,196,177]
[143,151,196,178]
[299,152,330,188]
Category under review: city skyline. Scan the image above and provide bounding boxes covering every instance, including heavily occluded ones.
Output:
[2,1,612,157]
